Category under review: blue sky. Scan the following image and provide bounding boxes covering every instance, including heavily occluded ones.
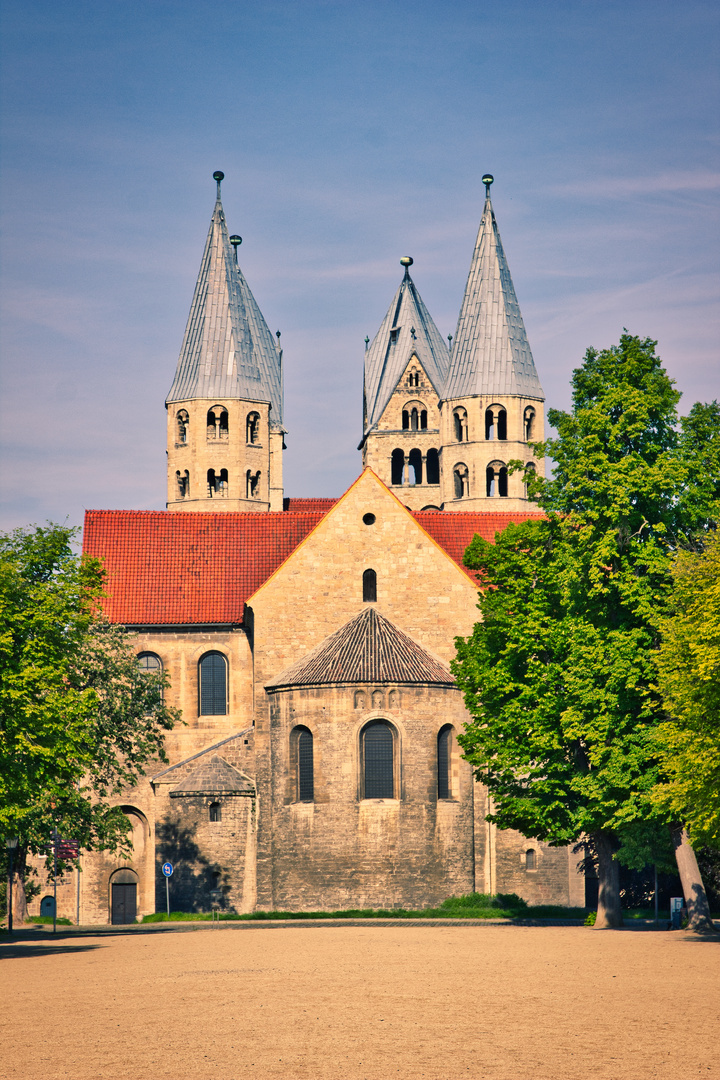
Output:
[1,0,718,530]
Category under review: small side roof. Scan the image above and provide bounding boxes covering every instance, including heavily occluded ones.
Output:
[169,755,255,797]
[266,606,455,690]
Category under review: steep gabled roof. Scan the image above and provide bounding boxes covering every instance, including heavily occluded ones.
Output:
[363,262,449,438]
[166,174,283,423]
[169,755,255,797]
[266,606,455,690]
[444,184,543,402]
[83,501,545,626]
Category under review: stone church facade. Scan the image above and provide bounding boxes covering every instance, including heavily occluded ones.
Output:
[30,172,584,924]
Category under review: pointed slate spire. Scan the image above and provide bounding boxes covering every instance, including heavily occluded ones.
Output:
[444,176,543,401]
[363,258,450,438]
[166,172,283,424]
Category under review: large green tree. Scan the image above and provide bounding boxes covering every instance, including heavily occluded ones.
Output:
[454,335,719,929]
[0,524,180,919]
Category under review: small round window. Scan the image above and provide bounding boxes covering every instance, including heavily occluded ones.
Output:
[363,513,376,525]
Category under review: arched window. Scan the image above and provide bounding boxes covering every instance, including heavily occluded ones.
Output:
[524,461,537,498]
[246,411,260,444]
[437,725,453,799]
[402,410,409,430]
[420,410,427,430]
[207,406,228,440]
[524,407,535,441]
[199,652,227,715]
[176,410,189,444]
[138,652,162,674]
[486,461,507,498]
[296,727,314,802]
[410,408,419,431]
[453,408,468,442]
[207,469,216,497]
[408,448,422,485]
[176,469,190,498]
[363,721,394,799]
[391,449,405,486]
[209,802,221,822]
[525,848,536,871]
[363,568,377,602]
[246,470,260,498]
[454,463,469,499]
[426,448,440,485]
[407,369,419,387]
[485,406,507,441]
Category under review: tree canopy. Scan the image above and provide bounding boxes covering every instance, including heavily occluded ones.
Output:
[454,334,720,928]
[0,524,180,871]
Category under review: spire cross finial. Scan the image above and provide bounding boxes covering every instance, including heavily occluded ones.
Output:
[365,336,370,350]
[482,173,494,198]
[213,170,225,200]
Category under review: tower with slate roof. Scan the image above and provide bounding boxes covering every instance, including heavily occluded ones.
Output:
[440,175,544,512]
[166,172,285,512]
[359,257,450,511]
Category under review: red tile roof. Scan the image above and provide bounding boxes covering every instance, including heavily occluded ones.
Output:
[83,506,545,626]
[283,498,339,512]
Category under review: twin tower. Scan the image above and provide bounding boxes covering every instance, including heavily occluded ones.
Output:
[166,172,544,514]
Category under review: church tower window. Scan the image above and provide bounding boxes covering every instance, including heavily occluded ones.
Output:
[207,406,229,440]
[296,727,314,803]
[437,725,453,799]
[524,406,536,441]
[246,411,260,444]
[199,652,227,716]
[453,463,469,499]
[426,449,440,485]
[453,408,468,442]
[485,406,507,441]
[363,568,377,603]
[486,462,508,498]
[246,470,260,498]
[391,449,404,486]
[408,448,422,485]
[176,470,190,498]
[362,721,394,799]
[176,410,189,443]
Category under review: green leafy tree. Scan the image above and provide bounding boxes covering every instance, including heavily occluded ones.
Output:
[455,335,718,929]
[0,524,180,920]
[653,532,720,846]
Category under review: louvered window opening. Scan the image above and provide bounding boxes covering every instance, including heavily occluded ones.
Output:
[298,729,314,802]
[437,727,451,799]
[200,652,227,715]
[364,722,394,799]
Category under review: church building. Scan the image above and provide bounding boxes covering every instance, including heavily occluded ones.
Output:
[31,172,584,924]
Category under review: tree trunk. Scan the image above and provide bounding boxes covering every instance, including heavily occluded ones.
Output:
[11,850,29,925]
[592,832,623,929]
[671,826,715,933]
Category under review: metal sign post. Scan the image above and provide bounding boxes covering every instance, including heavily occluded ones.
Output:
[162,862,173,917]
[52,830,58,934]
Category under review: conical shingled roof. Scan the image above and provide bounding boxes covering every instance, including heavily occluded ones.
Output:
[265,606,456,690]
[169,755,255,797]
[166,180,283,424]
[444,189,543,402]
[363,265,449,439]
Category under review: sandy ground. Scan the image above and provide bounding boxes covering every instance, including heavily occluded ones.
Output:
[2,923,719,1080]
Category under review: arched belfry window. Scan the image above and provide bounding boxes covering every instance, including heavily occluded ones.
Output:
[437,725,453,799]
[363,568,377,603]
[207,469,228,498]
[176,410,189,444]
[524,407,536,441]
[485,406,507,441]
[295,727,314,803]
[454,463,469,499]
[524,461,537,497]
[199,652,227,716]
[246,470,260,498]
[207,406,228,440]
[246,411,260,444]
[408,448,422,485]
[363,721,394,799]
[176,470,190,498]
[486,461,508,498]
[453,408,468,442]
[426,448,440,485]
[391,449,405,486]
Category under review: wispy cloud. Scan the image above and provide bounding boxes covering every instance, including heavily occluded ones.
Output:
[553,171,720,198]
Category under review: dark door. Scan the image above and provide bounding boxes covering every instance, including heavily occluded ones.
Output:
[111,883,137,924]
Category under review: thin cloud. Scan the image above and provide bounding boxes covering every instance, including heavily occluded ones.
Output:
[553,171,720,198]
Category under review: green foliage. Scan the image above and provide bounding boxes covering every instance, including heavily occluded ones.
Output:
[141,902,586,923]
[456,335,720,864]
[653,532,720,845]
[440,891,528,911]
[24,915,73,925]
[0,524,181,863]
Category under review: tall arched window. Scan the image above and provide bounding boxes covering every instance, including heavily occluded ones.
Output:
[391,448,405,486]
[486,461,507,498]
[176,410,189,444]
[176,470,190,498]
[485,406,507,441]
[246,470,260,498]
[402,410,409,430]
[363,568,377,602]
[420,410,427,430]
[207,406,228,440]
[246,411,260,444]
[437,725,453,799]
[408,448,422,485]
[426,448,440,485]
[525,848,536,871]
[524,407,536,441]
[199,652,227,715]
[453,408,468,442]
[363,721,394,799]
[454,463,469,499]
[209,802,221,822]
[296,727,314,802]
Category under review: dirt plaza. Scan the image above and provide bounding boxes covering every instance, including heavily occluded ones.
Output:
[2,922,718,1080]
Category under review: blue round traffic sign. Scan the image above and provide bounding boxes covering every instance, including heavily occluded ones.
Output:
[162,862,173,877]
